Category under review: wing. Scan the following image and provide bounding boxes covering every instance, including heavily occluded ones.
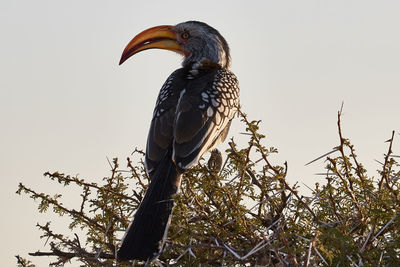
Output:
[173,68,240,170]
[145,69,187,177]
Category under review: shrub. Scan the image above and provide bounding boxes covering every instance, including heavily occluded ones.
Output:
[17,109,400,266]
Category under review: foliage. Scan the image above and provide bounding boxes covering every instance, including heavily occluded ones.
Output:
[16,110,400,266]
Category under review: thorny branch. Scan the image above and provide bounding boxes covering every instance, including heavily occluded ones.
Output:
[16,109,400,266]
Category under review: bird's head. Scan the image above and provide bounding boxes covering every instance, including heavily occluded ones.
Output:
[119,21,231,69]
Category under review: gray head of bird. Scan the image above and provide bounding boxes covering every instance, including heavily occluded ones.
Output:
[119,21,231,69]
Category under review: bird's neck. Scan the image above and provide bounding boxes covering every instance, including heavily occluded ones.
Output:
[185,59,224,76]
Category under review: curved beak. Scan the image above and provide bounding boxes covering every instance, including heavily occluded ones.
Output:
[119,25,183,65]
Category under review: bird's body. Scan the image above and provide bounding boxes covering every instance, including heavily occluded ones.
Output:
[117,21,239,261]
[146,65,239,174]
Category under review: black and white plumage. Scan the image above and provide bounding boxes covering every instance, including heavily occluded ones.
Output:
[117,21,239,261]
[147,67,239,174]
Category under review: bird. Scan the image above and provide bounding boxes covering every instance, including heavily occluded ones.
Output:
[117,21,240,261]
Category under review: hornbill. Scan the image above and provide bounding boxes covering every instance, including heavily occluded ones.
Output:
[117,21,240,261]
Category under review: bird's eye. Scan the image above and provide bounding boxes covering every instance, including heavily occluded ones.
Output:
[181,32,190,39]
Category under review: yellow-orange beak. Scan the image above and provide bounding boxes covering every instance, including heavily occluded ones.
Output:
[119,25,183,65]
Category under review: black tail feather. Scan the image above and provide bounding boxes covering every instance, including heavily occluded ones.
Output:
[117,150,180,261]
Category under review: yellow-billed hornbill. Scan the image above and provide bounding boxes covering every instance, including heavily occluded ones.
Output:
[117,21,240,261]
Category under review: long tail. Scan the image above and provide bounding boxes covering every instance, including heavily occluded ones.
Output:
[117,150,181,261]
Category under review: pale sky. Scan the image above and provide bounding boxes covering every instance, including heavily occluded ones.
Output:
[1,1,399,265]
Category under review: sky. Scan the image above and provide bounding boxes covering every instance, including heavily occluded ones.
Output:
[1,0,399,265]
